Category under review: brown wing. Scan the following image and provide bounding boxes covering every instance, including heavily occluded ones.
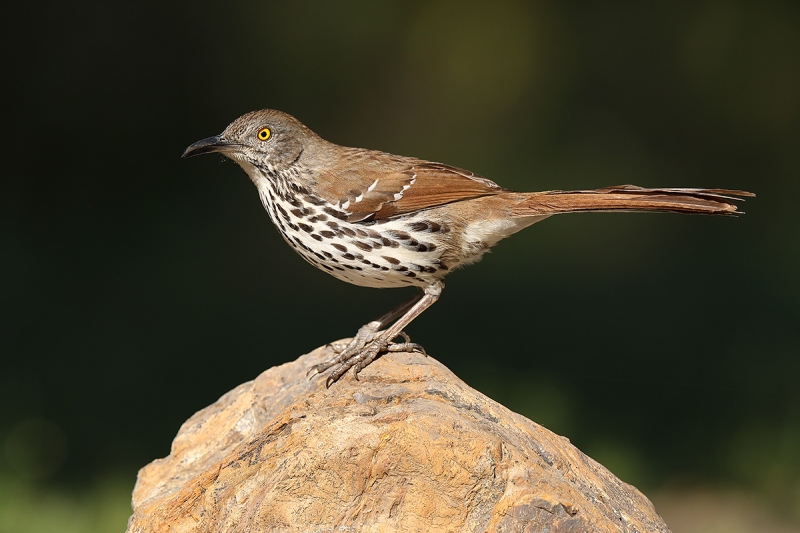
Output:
[311,149,507,222]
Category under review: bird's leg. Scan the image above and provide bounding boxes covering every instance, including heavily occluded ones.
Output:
[309,281,443,387]
[321,289,423,354]
[308,289,423,377]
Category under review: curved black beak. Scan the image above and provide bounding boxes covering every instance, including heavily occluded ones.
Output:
[182,135,240,158]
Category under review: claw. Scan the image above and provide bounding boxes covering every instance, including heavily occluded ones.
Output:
[309,327,427,386]
[385,342,427,356]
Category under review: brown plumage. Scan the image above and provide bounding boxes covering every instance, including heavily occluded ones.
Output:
[183,109,754,386]
[505,185,750,217]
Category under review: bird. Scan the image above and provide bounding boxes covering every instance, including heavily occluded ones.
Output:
[182,109,753,387]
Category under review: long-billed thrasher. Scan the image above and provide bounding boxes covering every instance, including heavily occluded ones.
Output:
[183,109,753,386]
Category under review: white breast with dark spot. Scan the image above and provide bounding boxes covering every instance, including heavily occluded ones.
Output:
[252,174,449,289]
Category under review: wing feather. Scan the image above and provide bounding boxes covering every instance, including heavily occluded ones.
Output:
[309,150,506,222]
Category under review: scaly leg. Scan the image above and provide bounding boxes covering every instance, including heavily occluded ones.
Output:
[308,281,444,387]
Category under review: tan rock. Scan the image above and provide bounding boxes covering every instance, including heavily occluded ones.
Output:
[126,344,670,532]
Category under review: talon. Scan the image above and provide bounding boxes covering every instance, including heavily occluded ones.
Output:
[309,325,423,387]
[385,341,427,355]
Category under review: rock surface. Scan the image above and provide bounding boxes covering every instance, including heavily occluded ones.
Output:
[126,344,670,533]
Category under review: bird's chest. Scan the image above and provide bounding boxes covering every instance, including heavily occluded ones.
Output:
[256,183,450,289]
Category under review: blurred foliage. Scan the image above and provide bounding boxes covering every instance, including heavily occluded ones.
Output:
[0,475,132,533]
[1,0,799,529]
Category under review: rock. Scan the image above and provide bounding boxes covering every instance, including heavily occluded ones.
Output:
[126,344,670,533]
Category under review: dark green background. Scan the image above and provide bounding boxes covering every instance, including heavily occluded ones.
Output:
[2,0,798,522]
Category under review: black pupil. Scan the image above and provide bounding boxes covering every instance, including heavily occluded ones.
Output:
[260,130,268,138]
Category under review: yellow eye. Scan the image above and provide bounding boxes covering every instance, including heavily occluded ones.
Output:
[257,127,271,141]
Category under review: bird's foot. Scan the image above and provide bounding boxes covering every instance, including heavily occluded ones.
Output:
[308,322,426,387]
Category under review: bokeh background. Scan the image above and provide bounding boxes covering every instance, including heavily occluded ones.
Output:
[2,2,799,532]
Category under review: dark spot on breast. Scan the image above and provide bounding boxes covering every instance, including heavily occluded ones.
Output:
[322,264,334,271]
[320,230,336,238]
[342,253,356,260]
[323,251,333,258]
[277,204,290,220]
[341,227,356,237]
[380,266,389,271]
[344,264,356,269]
[381,238,399,248]
[332,243,347,252]
[417,244,428,252]
[362,259,372,265]
[311,234,323,241]
[308,214,328,223]
[409,222,428,232]
[354,241,372,252]
[291,208,305,217]
[355,229,369,238]
[298,223,314,233]
[314,252,326,260]
[326,221,339,229]
[382,255,400,265]
[287,196,302,208]
[423,266,437,273]
[394,265,408,272]
[427,243,437,251]
[410,264,424,271]
[323,207,348,220]
[288,222,299,231]
[404,271,417,277]
[304,195,327,206]
[389,230,411,240]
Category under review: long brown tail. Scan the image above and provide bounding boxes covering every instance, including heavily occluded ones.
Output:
[507,185,754,217]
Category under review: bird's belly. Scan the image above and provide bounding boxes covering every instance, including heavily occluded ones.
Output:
[260,191,449,289]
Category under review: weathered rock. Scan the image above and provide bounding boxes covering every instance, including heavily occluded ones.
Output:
[127,344,670,533]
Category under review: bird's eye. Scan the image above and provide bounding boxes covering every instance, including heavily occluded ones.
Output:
[257,127,271,141]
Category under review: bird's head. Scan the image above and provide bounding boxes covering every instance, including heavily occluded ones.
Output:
[182,109,318,173]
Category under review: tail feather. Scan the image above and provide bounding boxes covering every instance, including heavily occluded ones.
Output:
[508,185,754,217]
